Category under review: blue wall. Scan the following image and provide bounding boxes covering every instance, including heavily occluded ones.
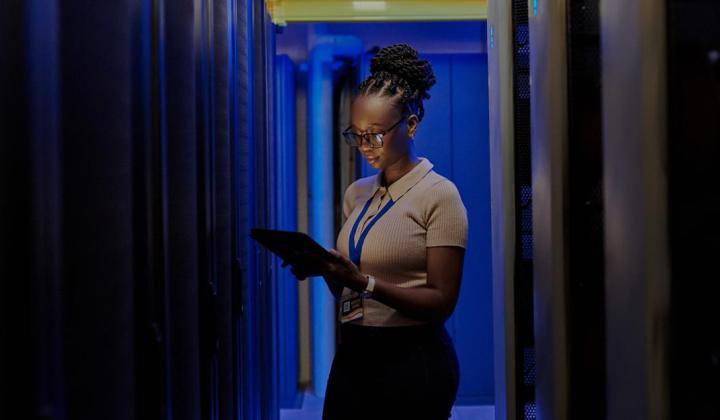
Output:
[276,21,493,406]
[361,53,494,405]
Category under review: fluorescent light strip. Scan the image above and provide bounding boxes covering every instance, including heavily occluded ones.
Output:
[352,1,387,12]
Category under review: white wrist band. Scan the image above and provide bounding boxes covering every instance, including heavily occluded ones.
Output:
[364,275,376,297]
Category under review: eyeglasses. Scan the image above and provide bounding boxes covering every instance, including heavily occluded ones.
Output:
[341,118,404,149]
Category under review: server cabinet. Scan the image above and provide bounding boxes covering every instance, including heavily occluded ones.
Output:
[0,1,275,419]
[666,1,720,418]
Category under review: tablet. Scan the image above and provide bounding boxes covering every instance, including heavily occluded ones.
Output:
[250,228,334,277]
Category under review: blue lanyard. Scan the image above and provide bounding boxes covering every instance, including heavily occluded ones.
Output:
[348,193,395,267]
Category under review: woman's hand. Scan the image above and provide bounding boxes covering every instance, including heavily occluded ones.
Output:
[323,249,367,292]
[283,249,367,292]
[281,259,316,282]
[286,246,466,323]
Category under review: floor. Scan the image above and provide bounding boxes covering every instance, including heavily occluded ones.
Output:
[280,393,495,420]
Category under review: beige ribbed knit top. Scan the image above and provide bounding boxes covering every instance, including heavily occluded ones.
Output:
[336,158,468,327]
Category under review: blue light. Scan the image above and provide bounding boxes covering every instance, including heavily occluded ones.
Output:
[533,0,539,16]
[307,36,363,398]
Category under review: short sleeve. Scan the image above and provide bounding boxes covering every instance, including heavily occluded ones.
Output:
[425,180,468,248]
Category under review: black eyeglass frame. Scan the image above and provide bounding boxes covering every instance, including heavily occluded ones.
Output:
[341,117,405,149]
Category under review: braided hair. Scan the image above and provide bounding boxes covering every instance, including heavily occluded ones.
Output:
[357,44,436,122]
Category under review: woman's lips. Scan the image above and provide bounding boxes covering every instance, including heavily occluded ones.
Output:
[365,156,378,164]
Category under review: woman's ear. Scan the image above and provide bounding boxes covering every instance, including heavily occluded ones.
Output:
[406,114,420,138]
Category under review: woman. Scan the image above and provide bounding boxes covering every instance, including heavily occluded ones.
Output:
[293,44,468,420]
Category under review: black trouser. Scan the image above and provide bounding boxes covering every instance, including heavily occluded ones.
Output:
[323,323,460,420]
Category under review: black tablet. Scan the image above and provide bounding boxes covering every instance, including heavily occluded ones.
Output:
[250,228,334,277]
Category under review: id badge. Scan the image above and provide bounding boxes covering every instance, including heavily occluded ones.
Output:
[339,291,363,323]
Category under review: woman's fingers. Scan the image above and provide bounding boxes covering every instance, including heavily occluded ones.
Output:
[302,252,335,274]
[329,249,357,271]
[328,249,343,260]
[281,250,350,280]
[329,249,349,263]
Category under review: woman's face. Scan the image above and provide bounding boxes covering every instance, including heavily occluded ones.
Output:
[350,94,418,170]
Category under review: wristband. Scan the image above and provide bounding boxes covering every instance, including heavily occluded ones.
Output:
[363,275,376,299]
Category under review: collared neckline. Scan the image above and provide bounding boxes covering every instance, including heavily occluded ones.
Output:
[370,157,434,202]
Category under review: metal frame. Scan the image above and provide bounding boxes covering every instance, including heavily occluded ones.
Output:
[487,0,519,418]
[529,0,570,419]
[265,0,488,24]
[241,0,280,418]
[601,0,670,418]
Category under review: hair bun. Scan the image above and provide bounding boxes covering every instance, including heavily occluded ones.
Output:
[369,44,436,98]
